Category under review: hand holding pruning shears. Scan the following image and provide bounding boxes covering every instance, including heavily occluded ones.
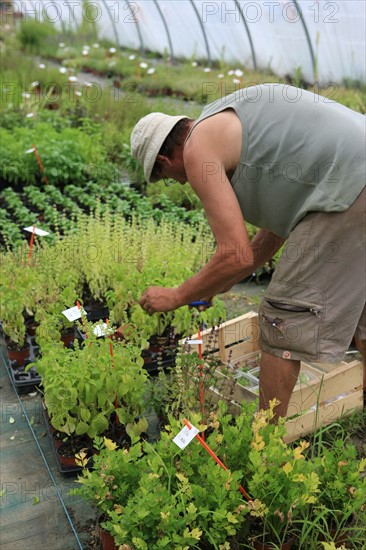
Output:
[139,287,212,315]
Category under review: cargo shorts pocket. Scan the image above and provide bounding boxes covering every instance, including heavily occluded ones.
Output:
[259,284,324,360]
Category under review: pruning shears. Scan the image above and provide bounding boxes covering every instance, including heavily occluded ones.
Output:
[189,300,211,310]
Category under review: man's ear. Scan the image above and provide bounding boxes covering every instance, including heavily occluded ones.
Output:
[156,154,169,162]
[156,154,173,167]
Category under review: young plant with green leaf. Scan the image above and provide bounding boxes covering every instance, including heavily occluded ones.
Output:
[29,318,149,438]
[73,415,250,549]
[245,400,321,547]
[309,439,366,543]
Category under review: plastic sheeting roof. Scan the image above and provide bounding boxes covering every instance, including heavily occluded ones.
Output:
[18,0,365,84]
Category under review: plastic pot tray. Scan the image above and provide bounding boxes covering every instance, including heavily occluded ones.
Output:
[8,361,42,394]
[42,404,86,475]
[6,336,42,394]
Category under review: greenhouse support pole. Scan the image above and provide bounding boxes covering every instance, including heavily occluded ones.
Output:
[234,0,257,70]
[291,0,317,81]
[124,0,144,56]
[100,0,121,48]
[153,0,174,63]
[188,0,212,67]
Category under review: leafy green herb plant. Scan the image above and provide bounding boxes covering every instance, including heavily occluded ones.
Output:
[28,318,149,438]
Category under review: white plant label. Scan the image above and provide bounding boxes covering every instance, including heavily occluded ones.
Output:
[23,226,49,237]
[186,339,203,345]
[93,323,113,338]
[173,423,199,450]
[62,306,85,322]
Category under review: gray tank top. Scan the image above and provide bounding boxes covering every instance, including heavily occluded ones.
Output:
[187,84,365,238]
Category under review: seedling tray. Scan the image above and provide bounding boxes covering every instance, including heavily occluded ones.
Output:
[8,361,42,394]
[6,336,42,394]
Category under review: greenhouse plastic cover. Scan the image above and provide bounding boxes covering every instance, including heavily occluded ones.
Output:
[17,0,365,84]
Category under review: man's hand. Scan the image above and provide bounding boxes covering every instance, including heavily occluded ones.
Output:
[139,287,179,314]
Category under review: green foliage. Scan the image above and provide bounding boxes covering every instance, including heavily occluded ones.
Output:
[28,317,149,438]
[146,180,202,211]
[245,401,321,545]
[0,207,226,348]
[312,439,366,524]
[72,398,366,548]
[73,417,249,548]
[17,20,57,54]
[0,253,36,345]
[0,122,113,187]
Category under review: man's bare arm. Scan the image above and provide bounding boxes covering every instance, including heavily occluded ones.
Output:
[218,229,285,293]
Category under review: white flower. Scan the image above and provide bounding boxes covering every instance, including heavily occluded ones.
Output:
[147,68,155,75]
[82,50,89,56]
[109,47,117,54]
[58,42,65,48]
[203,67,211,73]
[39,63,46,69]
[75,91,82,96]
[83,45,90,50]
[59,67,67,74]
[217,73,225,79]
[68,76,78,82]
[85,82,93,87]
[139,62,148,69]
[227,70,234,76]
[30,81,39,88]
[26,113,34,118]
[93,43,100,48]
[234,69,244,77]
[191,61,198,67]
[108,60,116,67]
[232,78,241,84]
[22,92,31,99]
[128,54,136,60]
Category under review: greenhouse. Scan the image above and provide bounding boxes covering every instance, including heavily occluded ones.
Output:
[0,1,365,549]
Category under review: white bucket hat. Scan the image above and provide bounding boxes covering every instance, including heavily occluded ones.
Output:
[130,112,187,183]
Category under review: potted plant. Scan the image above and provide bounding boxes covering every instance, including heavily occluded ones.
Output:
[310,439,366,546]
[27,318,149,465]
[0,254,36,364]
[154,340,225,423]
[73,414,250,549]
[245,400,321,549]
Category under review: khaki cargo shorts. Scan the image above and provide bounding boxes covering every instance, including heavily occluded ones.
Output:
[259,187,366,363]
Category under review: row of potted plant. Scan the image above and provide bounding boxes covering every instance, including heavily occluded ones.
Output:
[14,18,366,112]
[4,270,364,546]
[0,180,207,249]
[71,399,366,549]
[0,206,224,349]
[26,314,150,469]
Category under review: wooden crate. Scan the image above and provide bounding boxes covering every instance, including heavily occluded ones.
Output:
[188,312,363,442]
